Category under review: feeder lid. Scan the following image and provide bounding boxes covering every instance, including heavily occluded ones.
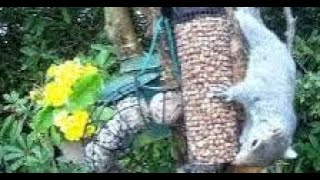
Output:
[163,7,227,24]
[120,53,161,73]
[100,72,160,104]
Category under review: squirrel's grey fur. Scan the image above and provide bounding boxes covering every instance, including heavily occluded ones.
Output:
[210,7,298,166]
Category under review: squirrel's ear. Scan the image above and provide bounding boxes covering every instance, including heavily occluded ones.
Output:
[284,147,298,159]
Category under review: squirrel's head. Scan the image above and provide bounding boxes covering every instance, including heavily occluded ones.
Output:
[233,123,290,166]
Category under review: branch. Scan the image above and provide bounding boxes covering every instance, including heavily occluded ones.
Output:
[284,7,307,74]
[284,7,296,55]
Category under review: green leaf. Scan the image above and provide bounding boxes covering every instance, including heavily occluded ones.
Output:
[8,158,24,171]
[91,44,109,51]
[308,134,320,149]
[0,146,4,159]
[95,50,110,67]
[61,8,71,24]
[104,57,116,69]
[9,120,19,144]
[132,123,172,149]
[50,127,62,146]
[0,116,14,139]
[26,133,36,149]
[3,152,24,161]
[20,46,38,57]
[25,156,39,166]
[30,106,55,134]
[91,106,114,122]
[2,145,23,154]
[31,146,42,159]
[67,74,103,111]
[14,120,24,139]
[16,134,27,150]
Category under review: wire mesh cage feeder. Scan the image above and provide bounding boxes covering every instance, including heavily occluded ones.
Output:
[92,15,183,128]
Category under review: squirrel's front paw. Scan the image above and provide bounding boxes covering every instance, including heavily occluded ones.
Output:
[207,84,232,101]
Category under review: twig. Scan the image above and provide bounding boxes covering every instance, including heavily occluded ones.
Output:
[283,7,307,74]
[284,7,296,55]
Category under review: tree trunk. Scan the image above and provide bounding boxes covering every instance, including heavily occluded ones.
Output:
[104,7,143,61]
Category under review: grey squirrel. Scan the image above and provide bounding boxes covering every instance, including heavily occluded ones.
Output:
[209,7,298,166]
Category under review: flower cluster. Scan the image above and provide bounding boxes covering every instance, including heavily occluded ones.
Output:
[54,110,96,141]
[44,60,98,107]
[30,60,98,107]
[30,59,99,141]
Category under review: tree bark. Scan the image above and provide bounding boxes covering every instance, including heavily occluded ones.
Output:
[104,7,143,61]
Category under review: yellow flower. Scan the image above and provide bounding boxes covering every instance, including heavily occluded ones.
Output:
[64,124,85,141]
[29,88,43,102]
[54,61,83,87]
[72,110,90,124]
[43,82,72,107]
[45,61,99,90]
[54,110,90,141]
[84,124,97,138]
[47,65,58,78]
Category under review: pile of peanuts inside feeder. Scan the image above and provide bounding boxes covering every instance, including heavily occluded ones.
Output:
[174,16,239,164]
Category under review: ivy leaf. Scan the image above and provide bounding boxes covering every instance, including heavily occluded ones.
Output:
[30,106,55,134]
[67,74,103,111]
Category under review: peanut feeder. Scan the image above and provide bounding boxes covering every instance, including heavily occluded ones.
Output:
[171,7,242,165]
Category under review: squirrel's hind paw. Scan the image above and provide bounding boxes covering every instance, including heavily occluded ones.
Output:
[284,147,298,159]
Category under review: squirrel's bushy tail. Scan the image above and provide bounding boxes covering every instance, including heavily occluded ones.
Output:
[236,7,263,22]
[235,7,281,48]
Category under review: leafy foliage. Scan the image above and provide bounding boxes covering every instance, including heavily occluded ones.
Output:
[0,92,91,173]
[67,73,104,112]
[119,138,176,173]
[0,7,105,96]
[0,7,116,172]
[280,30,320,173]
